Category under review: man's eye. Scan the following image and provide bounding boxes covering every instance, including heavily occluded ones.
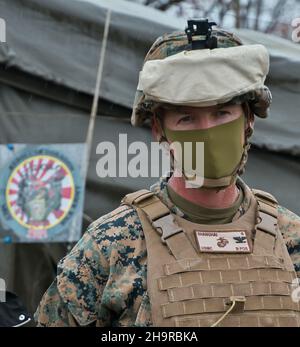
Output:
[217,110,231,117]
[178,115,193,123]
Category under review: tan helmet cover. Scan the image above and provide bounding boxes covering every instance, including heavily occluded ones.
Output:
[131,28,272,127]
[137,44,269,108]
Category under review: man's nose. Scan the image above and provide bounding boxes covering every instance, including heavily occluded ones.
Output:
[195,113,215,129]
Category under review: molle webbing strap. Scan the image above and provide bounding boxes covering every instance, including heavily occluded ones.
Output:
[122,189,198,259]
[161,296,300,318]
[158,269,295,290]
[167,281,292,302]
[163,255,285,276]
[175,314,300,327]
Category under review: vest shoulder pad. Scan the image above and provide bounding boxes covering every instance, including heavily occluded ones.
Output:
[252,188,278,206]
[252,188,278,220]
[121,189,154,206]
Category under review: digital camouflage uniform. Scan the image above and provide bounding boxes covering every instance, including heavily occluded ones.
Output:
[35,175,300,327]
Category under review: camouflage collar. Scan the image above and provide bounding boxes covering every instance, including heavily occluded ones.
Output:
[150,173,252,222]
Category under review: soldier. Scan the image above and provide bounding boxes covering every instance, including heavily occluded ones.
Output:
[35,20,300,327]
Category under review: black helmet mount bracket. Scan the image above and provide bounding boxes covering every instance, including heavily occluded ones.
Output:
[185,18,218,50]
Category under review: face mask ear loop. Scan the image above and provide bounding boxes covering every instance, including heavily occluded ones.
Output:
[222,114,249,185]
[237,107,253,177]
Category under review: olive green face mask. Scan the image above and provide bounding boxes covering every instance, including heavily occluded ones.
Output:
[164,115,245,188]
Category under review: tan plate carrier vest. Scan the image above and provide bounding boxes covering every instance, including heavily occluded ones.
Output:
[122,188,300,327]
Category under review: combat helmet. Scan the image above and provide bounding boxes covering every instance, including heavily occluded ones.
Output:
[131,19,272,127]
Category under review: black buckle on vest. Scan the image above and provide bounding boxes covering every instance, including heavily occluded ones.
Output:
[152,214,183,244]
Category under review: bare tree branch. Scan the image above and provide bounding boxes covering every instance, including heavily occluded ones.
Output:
[254,0,263,30]
[217,0,233,27]
[203,0,219,19]
[232,0,241,28]
[240,0,253,28]
[155,0,186,11]
[264,0,285,33]
[136,0,291,37]
[144,0,157,6]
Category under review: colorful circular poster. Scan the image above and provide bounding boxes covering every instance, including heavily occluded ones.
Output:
[0,147,83,241]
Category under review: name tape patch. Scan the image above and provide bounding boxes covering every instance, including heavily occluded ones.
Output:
[195,230,251,253]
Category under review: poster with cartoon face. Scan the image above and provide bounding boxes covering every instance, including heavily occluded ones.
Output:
[0,144,86,242]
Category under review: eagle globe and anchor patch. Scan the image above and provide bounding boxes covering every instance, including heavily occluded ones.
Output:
[0,147,83,242]
[195,230,251,253]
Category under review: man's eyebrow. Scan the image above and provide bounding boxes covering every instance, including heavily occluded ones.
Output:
[169,106,188,114]
[217,102,236,109]
[173,107,183,113]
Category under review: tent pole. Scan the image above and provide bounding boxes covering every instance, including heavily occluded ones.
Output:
[69,9,111,243]
[85,9,111,165]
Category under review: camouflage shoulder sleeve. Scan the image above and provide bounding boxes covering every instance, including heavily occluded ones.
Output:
[277,205,300,277]
[35,204,145,326]
[34,278,82,326]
